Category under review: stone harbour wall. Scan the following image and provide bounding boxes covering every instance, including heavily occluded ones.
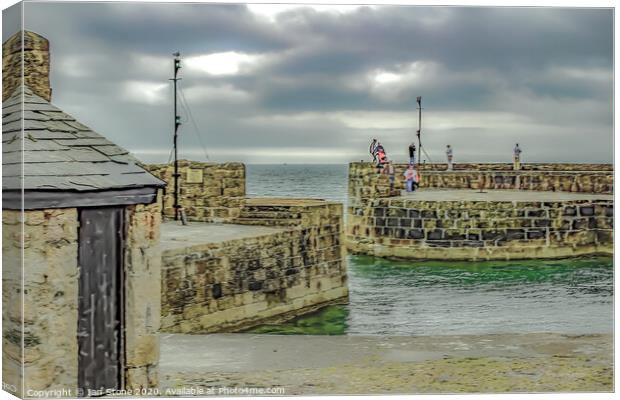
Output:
[233,198,344,227]
[2,208,79,397]
[348,164,399,210]
[146,161,245,222]
[347,197,613,261]
[349,163,614,197]
[413,163,613,172]
[3,30,52,102]
[161,200,348,333]
[419,170,613,194]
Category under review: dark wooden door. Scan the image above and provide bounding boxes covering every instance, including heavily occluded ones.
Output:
[78,207,125,394]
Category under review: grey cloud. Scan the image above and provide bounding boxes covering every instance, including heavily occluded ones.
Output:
[13,2,613,163]
[2,3,22,41]
[24,2,293,55]
[272,7,611,73]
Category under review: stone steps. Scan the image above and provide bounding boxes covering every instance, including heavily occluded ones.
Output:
[238,210,301,219]
[233,217,299,226]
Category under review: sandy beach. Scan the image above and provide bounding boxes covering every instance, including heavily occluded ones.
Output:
[160,332,613,395]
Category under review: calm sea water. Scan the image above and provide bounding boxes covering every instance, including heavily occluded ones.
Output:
[245,164,613,336]
[246,164,349,203]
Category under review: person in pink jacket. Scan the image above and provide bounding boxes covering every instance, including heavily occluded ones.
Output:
[403,164,419,192]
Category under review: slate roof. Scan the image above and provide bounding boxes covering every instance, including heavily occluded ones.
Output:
[2,86,165,192]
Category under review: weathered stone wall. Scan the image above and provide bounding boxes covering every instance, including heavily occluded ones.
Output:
[348,163,399,209]
[233,198,344,227]
[414,163,613,171]
[347,197,613,261]
[349,163,614,198]
[2,200,162,394]
[161,200,348,333]
[1,210,22,398]
[422,171,613,193]
[146,161,245,222]
[3,30,52,102]
[2,208,79,397]
[123,197,162,390]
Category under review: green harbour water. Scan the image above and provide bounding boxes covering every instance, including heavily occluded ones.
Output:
[248,305,349,335]
[244,165,613,336]
[247,255,613,336]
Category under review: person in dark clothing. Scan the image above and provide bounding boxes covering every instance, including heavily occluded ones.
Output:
[369,138,378,162]
[408,143,416,165]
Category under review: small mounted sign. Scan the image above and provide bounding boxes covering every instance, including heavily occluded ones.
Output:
[186,168,203,184]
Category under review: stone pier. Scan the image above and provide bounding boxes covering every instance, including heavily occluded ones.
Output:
[347,162,613,261]
[159,199,348,333]
[146,161,349,333]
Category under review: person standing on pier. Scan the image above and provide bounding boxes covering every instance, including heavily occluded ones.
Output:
[408,142,416,165]
[446,144,454,171]
[404,164,419,192]
[513,143,522,170]
[369,138,378,162]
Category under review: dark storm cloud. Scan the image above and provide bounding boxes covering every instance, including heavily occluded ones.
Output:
[24,2,293,54]
[261,7,612,111]
[271,7,612,74]
[16,2,613,163]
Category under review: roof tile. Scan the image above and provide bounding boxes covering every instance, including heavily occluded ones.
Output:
[2,86,165,191]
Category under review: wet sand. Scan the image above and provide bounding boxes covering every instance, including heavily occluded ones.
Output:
[160,332,612,394]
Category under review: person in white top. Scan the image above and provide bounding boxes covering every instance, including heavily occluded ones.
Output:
[513,143,522,170]
[446,145,453,171]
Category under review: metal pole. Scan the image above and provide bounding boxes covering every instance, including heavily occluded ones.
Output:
[416,96,422,170]
[171,52,182,220]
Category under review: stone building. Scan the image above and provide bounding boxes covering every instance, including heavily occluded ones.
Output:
[2,30,51,102]
[2,31,165,396]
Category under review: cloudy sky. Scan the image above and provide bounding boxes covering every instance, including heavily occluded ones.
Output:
[5,2,613,163]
